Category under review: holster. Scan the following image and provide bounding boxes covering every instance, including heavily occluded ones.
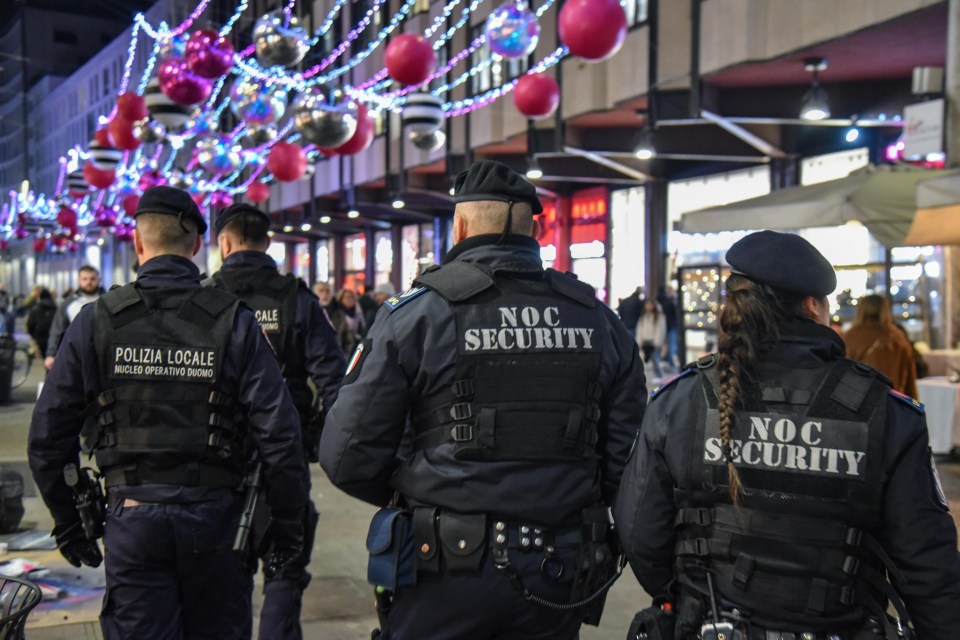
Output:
[627,606,675,640]
[571,506,617,626]
[437,512,487,571]
[366,508,415,589]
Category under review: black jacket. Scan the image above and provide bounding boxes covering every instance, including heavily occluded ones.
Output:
[319,234,646,526]
[614,323,960,639]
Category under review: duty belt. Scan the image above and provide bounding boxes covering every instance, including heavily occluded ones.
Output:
[489,520,583,550]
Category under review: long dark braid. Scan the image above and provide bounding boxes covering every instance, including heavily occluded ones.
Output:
[717,274,809,504]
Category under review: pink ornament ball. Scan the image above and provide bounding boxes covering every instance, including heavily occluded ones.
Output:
[247,181,270,204]
[385,34,437,86]
[157,56,213,106]
[117,92,149,122]
[185,29,236,79]
[267,142,307,182]
[513,73,560,118]
[96,206,120,228]
[558,0,627,61]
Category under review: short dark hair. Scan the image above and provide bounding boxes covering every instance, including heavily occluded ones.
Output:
[221,212,270,247]
[135,212,198,255]
[78,265,99,276]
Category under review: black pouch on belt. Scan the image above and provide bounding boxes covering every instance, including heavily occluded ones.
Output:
[413,507,440,574]
[438,512,487,571]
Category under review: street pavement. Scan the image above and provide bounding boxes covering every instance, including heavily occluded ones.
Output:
[4,337,960,639]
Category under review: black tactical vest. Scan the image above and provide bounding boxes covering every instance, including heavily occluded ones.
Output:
[211,268,312,416]
[674,357,901,632]
[410,262,604,464]
[90,284,245,489]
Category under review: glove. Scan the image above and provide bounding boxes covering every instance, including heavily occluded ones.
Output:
[53,522,103,568]
[260,518,303,580]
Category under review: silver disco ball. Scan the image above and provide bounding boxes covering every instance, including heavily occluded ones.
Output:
[292,91,358,148]
[243,125,279,147]
[253,10,310,68]
[133,119,166,144]
[411,129,446,152]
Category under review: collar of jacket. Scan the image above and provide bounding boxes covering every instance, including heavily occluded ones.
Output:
[757,322,846,366]
[442,234,543,272]
[136,254,201,288]
[221,249,277,272]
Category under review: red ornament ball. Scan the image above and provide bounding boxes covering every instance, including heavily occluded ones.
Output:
[558,0,627,61]
[247,181,270,204]
[334,109,375,156]
[0,239,8,251]
[385,34,437,86]
[157,56,213,106]
[185,29,235,79]
[121,195,140,218]
[267,142,308,182]
[33,237,48,253]
[513,73,560,119]
[56,206,78,229]
[94,128,113,148]
[108,116,141,151]
[117,92,149,121]
[83,161,116,189]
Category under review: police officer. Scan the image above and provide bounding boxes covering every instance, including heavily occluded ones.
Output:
[28,186,309,640]
[209,202,346,640]
[614,230,960,640]
[319,160,645,639]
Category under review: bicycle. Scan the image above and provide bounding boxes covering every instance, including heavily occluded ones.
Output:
[10,342,33,390]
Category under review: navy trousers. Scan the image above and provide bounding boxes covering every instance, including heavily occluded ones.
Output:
[100,493,253,640]
[386,547,583,639]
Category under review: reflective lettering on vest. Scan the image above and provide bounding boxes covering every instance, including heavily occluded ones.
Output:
[254,307,281,334]
[462,305,597,353]
[111,343,218,382]
[703,410,868,479]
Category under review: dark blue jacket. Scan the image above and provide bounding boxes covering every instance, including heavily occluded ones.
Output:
[614,323,960,639]
[215,250,346,411]
[28,255,309,527]
[319,234,646,526]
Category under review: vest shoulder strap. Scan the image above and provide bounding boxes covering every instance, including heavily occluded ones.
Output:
[829,360,890,413]
[544,269,596,308]
[101,285,143,316]
[415,261,494,302]
[178,287,239,331]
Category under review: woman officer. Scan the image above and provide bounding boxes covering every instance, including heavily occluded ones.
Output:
[614,230,960,640]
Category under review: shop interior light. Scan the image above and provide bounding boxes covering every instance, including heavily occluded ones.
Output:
[845,127,859,143]
[347,209,360,218]
[320,215,332,224]
[391,196,405,209]
[800,57,830,121]
[282,225,294,233]
[634,127,655,160]
[301,222,312,231]
[525,157,543,180]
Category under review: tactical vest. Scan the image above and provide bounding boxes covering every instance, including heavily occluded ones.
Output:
[410,262,604,463]
[211,269,313,417]
[674,357,906,632]
[89,284,245,489]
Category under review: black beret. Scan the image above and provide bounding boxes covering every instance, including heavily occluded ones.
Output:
[215,203,270,235]
[726,230,837,297]
[454,160,543,215]
[134,186,207,234]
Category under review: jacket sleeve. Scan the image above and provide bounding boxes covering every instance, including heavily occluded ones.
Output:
[318,312,412,506]
[28,307,94,526]
[876,401,960,640]
[45,301,69,358]
[613,388,678,598]
[598,312,647,503]
[299,291,346,411]
[232,311,309,519]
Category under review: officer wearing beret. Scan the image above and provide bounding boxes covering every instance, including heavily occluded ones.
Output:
[319,160,645,638]
[28,186,310,639]
[208,202,346,640]
[614,230,960,639]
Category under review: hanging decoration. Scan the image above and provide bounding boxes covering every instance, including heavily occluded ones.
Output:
[558,0,627,61]
[411,129,446,151]
[66,170,89,198]
[117,92,149,121]
[133,119,166,143]
[231,77,288,126]
[97,205,121,227]
[247,182,270,204]
[196,136,243,174]
[108,116,142,151]
[185,29,236,78]
[332,105,375,155]
[267,141,308,182]
[253,10,311,67]
[513,73,559,118]
[385,34,437,86]
[89,136,124,171]
[157,56,213,105]
[244,126,279,146]
[144,78,193,130]
[292,91,358,148]
[485,1,540,58]
[402,93,444,135]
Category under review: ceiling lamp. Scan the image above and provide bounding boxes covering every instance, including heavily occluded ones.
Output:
[634,126,655,160]
[525,157,543,180]
[391,196,406,209]
[800,57,830,121]
[347,209,360,218]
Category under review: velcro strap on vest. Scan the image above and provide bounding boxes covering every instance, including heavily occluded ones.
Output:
[103,463,240,488]
[102,287,148,329]
[761,387,813,405]
[830,365,875,412]
[178,289,236,331]
[416,262,494,302]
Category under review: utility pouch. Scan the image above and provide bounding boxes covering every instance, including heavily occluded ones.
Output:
[437,512,487,571]
[571,506,617,625]
[366,508,415,589]
[412,507,440,574]
[626,605,675,640]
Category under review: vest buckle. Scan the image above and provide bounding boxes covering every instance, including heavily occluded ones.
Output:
[845,528,863,547]
[450,424,474,442]
[450,403,473,421]
[694,538,709,556]
[451,379,474,399]
[842,556,860,576]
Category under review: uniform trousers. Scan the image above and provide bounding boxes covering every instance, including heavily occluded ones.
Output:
[100,492,252,640]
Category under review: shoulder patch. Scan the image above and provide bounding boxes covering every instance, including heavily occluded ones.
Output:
[384,286,428,311]
[650,368,695,400]
[888,388,924,414]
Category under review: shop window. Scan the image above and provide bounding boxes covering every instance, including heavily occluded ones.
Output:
[293,243,311,280]
[316,242,331,283]
[609,187,645,306]
[570,187,609,302]
[343,233,367,293]
[401,223,436,288]
[374,230,393,286]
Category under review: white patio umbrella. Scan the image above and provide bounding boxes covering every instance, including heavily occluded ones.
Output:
[678,165,960,248]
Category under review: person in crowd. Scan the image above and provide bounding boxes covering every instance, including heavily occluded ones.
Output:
[26,288,57,357]
[313,281,353,355]
[656,285,680,369]
[319,160,645,639]
[615,230,960,640]
[45,265,102,370]
[0,283,10,334]
[208,203,346,640]
[618,286,644,338]
[28,186,309,639]
[636,299,667,379]
[365,283,395,329]
[337,288,366,354]
[844,294,918,397]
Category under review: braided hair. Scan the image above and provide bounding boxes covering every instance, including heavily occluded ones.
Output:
[717,274,812,504]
